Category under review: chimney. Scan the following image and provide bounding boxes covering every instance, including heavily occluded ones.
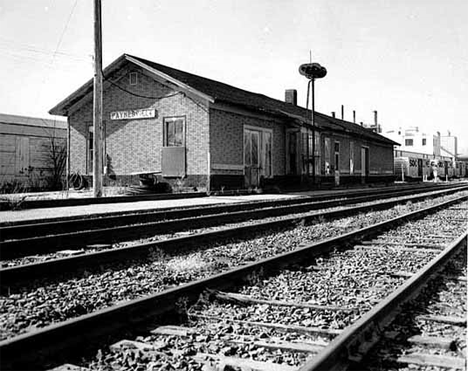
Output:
[353,110,356,123]
[341,105,344,120]
[374,110,378,126]
[331,111,335,118]
[285,89,297,105]
[360,121,363,126]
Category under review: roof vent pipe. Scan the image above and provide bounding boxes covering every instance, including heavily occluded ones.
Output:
[374,110,378,125]
[353,110,356,123]
[341,105,344,120]
[285,89,297,105]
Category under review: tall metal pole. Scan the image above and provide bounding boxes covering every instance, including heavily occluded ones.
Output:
[93,0,103,197]
[311,77,315,185]
[299,61,326,187]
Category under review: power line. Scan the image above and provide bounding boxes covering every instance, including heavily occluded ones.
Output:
[33,0,81,106]
[52,0,79,61]
[0,37,89,61]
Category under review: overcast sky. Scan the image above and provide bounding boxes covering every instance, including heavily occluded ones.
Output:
[1,0,467,154]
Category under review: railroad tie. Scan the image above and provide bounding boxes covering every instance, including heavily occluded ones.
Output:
[47,364,89,371]
[151,326,326,354]
[354,245,441,254]
[362,240,445,250]
[442,275,467,283]
[109,339,166,352]
[416,315,467,326]
[407,335,457,350]
[107,338,297,371]
[190,312,343,337]
[394,353,466,370]
[389,271,414,279]
[206,289,356,312]
[193,353,298,371]
[228,338,325,353]
[150,325,197,337]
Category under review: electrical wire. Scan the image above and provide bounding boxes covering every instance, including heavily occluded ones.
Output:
[101,71,208,113]
[33,0,80,105]
[52,0,78,60]
[103,75,182,100]
[0,37,89,62]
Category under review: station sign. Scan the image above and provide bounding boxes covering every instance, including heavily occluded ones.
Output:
[110,108,157,120]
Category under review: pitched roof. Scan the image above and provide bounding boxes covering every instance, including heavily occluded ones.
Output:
[50,53,396,145]
[0,112,67,130]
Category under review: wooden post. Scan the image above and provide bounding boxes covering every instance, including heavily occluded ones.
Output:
[93,0,103,197]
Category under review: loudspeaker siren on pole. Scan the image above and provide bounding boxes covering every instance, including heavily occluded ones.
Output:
[299,63,327,79]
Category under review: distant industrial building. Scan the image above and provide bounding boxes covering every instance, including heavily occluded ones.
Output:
[384,127,462,160]
[440,132,458,159]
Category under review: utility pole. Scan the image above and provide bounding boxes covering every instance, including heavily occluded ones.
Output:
[93,0,103,197]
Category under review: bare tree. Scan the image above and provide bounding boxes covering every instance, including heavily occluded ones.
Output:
[40,120,67,191]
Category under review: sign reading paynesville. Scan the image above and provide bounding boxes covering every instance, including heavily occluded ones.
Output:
[110,108,157,120]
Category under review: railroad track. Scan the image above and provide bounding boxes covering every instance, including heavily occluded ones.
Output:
[355,245,466,370]
[1,184,466,260]
[0,193,466,370]
[0,183,456,228]
[1,186,466,288]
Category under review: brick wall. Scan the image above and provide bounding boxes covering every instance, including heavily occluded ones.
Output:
[368,142,394,175]
[68,65,209,181]
[209,109,286,176]
[319,131,394,178]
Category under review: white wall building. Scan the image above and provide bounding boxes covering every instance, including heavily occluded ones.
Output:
[384,126,438,156]
[384,127,462,165]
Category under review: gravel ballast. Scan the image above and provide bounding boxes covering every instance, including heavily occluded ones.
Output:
[0,197,466,342]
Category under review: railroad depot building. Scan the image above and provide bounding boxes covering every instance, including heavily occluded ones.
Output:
[50,54,397,191]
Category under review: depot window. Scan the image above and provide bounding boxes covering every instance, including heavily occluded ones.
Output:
[405,139,413,146]
[164,117,185,147]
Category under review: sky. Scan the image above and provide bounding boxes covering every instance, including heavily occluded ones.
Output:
[0,0,467,154]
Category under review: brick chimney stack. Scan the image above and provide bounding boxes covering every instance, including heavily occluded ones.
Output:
[285,89,297,105]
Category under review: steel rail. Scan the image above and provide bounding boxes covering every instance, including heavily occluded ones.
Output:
[1,188,466,287]
[0,191,207,211]
[1,195,466,370]
[1,183,462,236]
[1,185,466,261]
[298,230,468,371]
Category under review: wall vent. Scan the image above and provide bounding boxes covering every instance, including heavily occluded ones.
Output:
[129,72,138,86]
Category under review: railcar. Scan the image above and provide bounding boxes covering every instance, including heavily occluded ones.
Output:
[454,161,468,178]
[394,156,430,181]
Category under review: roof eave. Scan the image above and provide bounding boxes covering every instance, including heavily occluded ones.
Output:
[49,54,129,116]
[49,54,215,117]
[125,55,214,104]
